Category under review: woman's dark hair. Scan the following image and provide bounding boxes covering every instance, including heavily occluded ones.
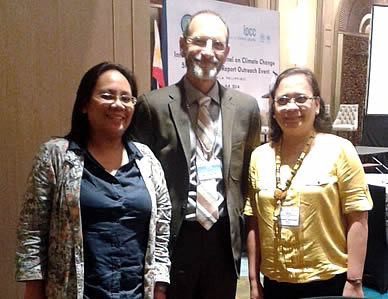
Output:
[65,62,137,147]
[268,67,329,143]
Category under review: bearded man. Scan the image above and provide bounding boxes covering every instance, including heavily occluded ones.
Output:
[130,10,261,299]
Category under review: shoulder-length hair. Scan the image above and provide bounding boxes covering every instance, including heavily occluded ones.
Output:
[65,62,137,147]
[268,67,329,143]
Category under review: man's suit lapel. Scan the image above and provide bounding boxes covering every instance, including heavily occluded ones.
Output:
[220,86,235,182]
[168,81,192,171]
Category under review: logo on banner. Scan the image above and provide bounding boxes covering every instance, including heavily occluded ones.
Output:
[228,24,272,44]
[181,14,191,32]
[243,25,256,37]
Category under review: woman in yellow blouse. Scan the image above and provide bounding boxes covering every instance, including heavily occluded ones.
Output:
[245,67,373,299]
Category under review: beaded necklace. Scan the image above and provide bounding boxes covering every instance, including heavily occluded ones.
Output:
[273,131,316,221]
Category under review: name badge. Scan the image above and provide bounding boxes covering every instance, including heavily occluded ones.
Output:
[197,160,223,181]
[279,206,300,227]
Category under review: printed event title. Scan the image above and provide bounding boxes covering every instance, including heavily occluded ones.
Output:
[174,51,275,74]
[173,50,275,90]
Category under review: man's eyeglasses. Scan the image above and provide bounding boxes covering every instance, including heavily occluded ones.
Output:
[185,36,226,53]
[274,95,317,106]
[96,93,137,105]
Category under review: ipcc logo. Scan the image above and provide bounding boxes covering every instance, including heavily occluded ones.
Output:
[243,25,256,37]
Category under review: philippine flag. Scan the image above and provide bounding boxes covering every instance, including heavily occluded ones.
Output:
[151,19,165,89]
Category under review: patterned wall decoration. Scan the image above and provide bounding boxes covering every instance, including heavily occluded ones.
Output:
[339,34,369,144]
[339,0,370,33]
[338,0,388,33]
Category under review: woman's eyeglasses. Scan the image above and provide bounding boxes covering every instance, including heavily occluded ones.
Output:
[96,93,137,105]
[274,95,317,106]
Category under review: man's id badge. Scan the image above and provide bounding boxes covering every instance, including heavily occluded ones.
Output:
[279,206,300,227]
[197,160,222,181]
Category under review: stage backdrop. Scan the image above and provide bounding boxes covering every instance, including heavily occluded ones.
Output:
[162,0,279,115]
[366,5,388,115]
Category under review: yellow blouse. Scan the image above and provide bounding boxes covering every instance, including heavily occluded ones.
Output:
[244,133,373,283]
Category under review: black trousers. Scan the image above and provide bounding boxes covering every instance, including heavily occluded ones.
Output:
[263,272,347,299]
[167,217,237,299]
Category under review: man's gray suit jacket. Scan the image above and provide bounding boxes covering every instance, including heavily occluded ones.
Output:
[130,79,261,276]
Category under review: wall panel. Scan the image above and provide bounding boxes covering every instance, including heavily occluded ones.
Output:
[114,0,134,70]
[132,1,151,94]
[0,1,131,297]
[0,3,20,297]
[339,33,369,144]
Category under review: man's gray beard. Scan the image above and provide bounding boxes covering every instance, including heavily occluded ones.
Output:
[192,63,217,80]
[189,53,219,80]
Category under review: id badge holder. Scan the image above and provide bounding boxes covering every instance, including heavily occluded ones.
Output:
[279,190,300,227]
[197,159,222,181]
[279,206,300,227]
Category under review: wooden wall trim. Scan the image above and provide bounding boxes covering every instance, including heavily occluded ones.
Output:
[113,0,133,69]
[133,0,151,94]
[113,0,151,94]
